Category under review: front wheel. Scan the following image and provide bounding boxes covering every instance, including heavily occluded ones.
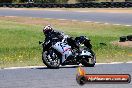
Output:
[42,49,61,69]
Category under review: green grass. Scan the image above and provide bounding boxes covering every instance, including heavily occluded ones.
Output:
[0,17,132,68]
[0,20,43,68]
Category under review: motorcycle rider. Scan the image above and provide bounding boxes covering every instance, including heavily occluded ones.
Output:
[43,25,63,42]
[42,25,93,64]
[43,25,80,50]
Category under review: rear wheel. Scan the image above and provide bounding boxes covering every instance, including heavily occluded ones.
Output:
[42,49,61,69]
[82,51,96,67]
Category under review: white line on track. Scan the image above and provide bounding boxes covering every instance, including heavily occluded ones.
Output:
[2,66,45,70]
[126,61,132,63]
[104,22,109,25]
[113,24,121,26]
[94,22,101,24]
[58,19,67,21]
[83,21,92,23]
[125,25,132,27]
[109,62,125,64]
[1,62,132,70]
[71,20,78,22]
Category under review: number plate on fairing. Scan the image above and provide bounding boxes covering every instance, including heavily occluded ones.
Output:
[52,42,71,54]
[52,42,72,63]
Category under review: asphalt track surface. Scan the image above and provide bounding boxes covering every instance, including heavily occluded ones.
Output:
[0,63,132,88]
[0,9,132,25]
[0,9,132,88]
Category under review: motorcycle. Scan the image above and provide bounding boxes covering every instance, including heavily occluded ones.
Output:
[39,35,96,69]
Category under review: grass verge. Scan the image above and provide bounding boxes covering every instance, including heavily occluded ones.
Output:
[0,16,132,68]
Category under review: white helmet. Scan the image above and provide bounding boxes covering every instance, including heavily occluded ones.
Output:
[43,25,53,34]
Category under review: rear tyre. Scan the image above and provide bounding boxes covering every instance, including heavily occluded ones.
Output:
[42,49,61,69]
[82,58,95,67]
[82,52,96,67]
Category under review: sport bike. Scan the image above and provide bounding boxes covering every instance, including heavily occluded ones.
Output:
[39,35,96,69]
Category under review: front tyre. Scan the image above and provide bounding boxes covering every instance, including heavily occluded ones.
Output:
[42,49,61,69]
